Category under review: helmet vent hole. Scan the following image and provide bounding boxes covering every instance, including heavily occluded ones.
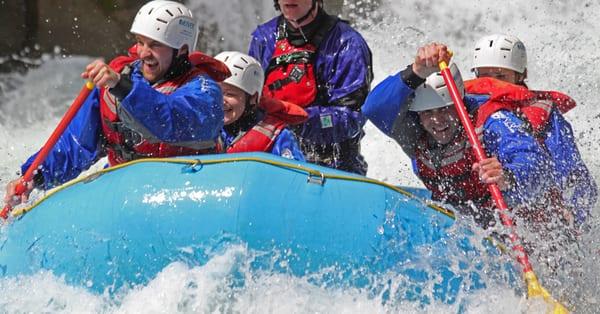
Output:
[178,7,184,14]
[240,57,249,64]
[233,65,244,70]
[489,40,494,47]
[148,8,154,15]
[223,56,229,62]
[475,48,481,51]
[156,18,168,24]
[165,9,174,17]
[500,48,511,51]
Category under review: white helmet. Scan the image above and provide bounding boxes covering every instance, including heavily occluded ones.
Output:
[410,63,464,112]
[472,34,527,73]
[130,0,198,50]
[215,51,264,98]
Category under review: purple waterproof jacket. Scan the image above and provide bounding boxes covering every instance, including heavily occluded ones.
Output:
[248,14,373,175]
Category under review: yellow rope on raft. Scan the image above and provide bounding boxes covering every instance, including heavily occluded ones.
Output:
[10,156,455,219]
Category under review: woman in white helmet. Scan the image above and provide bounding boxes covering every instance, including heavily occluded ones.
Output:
[214,51,307,160]
[467,34,597,227]
[362,43,565,231]
[4,0,227,209]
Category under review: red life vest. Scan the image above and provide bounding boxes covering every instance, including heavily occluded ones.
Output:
[416,77,576,218]
[227,97,307,153]
[415,135,490,208]
[465,77,576,139]
[99,49,229,165]
[263,27,319,108]
[263,17,338,108]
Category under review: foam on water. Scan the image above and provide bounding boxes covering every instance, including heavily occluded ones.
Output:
[1,0,599,312]
[0,244,528,313]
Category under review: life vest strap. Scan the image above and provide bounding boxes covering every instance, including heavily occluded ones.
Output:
[267,64,307,91]
[269,51,315,69]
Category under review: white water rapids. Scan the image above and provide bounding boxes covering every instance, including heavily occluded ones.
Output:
[0,0,599,312]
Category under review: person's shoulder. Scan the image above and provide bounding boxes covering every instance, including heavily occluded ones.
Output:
[252,16,279,36]
[322,18,369,53]
[464,93,490,111]
[484,110,528,135]
[180,72,221,96]
[332,18,357,33]
[331,18,366,42]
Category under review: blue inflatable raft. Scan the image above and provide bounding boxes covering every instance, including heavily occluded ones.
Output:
[0,153,511,304]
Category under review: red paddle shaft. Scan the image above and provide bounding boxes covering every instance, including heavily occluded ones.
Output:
[1,82,94,219]
[438,61,533,271]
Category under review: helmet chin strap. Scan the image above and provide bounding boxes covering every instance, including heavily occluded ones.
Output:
[289,0,318,26]
[226,96,260,134]
[155,48,190,84]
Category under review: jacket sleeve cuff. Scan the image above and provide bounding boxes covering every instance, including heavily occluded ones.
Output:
[109,73,133,101]
[32,171,45,188]
[400,64,426,90]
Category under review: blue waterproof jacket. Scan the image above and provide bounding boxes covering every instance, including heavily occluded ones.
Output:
[220,128,305,161]
[543,108,598,223]
[248,14,372,174]
[22,61,223,189]
[362,72,597,223]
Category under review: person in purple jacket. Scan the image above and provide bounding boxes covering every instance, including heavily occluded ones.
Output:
[248,0,373,175]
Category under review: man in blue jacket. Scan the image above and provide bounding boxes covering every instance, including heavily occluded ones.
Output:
[4,1,224,207]
[248,0,373,175]
[362,43,583,229]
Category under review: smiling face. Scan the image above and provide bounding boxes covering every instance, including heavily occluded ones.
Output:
[135,35,180,83]
[277,0,317,26]
[219,82,249,126]
[418,106,461,145]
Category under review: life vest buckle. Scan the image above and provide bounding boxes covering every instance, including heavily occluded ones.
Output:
[288,65,305,83]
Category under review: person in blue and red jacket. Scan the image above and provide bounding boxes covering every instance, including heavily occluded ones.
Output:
[248,0,373,175]
[362,43,593,231]
[214,51,307,160]
[468,34,597,227]
[4,1,226,207]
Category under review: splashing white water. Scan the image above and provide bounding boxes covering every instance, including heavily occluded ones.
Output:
[1,0,599,312]
[0,245,528,313]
